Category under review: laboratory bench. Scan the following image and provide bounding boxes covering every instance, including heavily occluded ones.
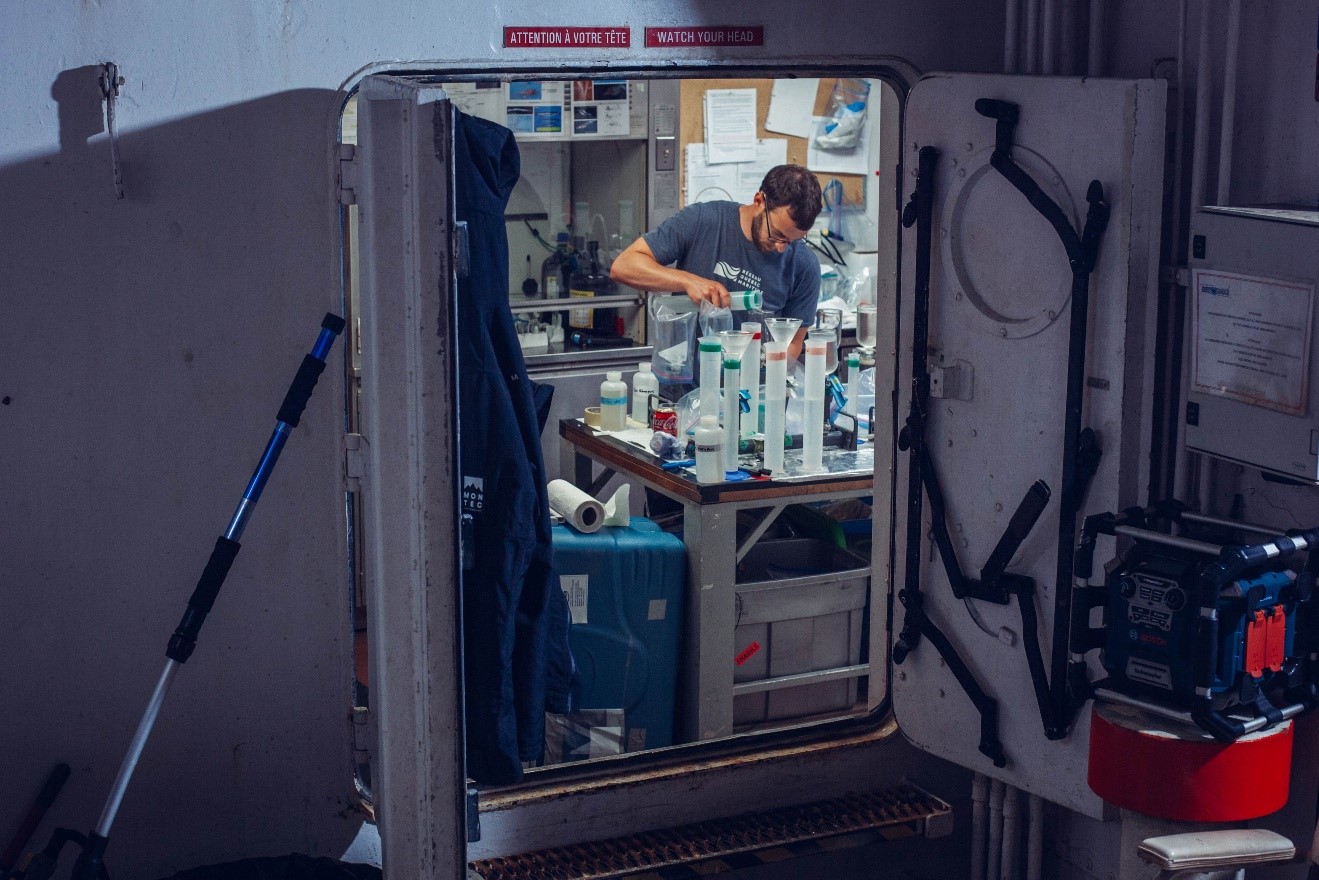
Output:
[558,417,875,743]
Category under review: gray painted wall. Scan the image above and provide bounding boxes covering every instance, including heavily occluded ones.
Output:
[1,2,1001,878]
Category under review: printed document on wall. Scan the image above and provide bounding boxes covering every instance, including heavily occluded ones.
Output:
[570,79,630,137]
[446,82,506,125]
[703,89,758,164]
[765,78,819,138]
[506,81,568,137]
[685,139,788,206]
[1191,269,1316,415]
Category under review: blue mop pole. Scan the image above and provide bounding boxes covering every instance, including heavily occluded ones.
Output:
[72,313,345,879]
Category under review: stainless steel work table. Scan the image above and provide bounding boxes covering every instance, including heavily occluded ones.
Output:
[558,417,875,743]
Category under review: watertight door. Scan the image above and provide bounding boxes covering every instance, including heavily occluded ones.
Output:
[891,73,1166,818]
[352,74,468,876]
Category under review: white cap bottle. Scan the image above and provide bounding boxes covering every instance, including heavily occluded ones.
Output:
[600,371,627,431]
[695,415,723,484]
[631,361,659,424]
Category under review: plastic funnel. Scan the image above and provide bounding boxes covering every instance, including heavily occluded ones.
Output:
[718,330,753,362]
[764,317,802,345]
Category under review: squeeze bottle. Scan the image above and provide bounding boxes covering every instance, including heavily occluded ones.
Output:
[600,371,627,431]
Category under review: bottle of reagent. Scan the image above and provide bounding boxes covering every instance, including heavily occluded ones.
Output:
[631,362,658,424]
[600,371,627,431]
[695,415,723,484]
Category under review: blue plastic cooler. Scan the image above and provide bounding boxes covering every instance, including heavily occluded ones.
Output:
[549,517,686,755]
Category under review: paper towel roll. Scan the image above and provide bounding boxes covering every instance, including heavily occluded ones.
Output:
[548,480,605,533]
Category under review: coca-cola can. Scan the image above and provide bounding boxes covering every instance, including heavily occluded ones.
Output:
[652,407,678,436]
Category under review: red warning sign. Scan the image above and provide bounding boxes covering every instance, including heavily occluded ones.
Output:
[645,26,764,48]
[504,27,630,48]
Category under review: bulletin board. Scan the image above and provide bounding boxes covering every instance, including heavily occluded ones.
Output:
[678,78,869,209]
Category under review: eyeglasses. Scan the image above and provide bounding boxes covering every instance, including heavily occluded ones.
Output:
[762,203,798,246]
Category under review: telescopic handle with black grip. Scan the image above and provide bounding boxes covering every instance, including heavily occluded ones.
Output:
[165,313,344,664]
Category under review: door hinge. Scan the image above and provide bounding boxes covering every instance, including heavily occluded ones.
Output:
[338,143,358,206]
[345,432,367,492]
[351,706,377,765]
[1160,264,1190,287]
[929,357,974,401]
[454,221,471,279]
[467,785,481,843]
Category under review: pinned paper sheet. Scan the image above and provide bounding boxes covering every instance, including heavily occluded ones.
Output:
[765,78,819,138]
[685,139,788,206]
[703,88,758,164]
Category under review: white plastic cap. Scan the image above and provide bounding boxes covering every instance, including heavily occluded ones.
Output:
[637,362,652,372]
[699,415,718,427]
[606,371,622,382]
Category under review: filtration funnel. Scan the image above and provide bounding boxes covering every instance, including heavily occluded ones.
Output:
[718,330,753,362]
[764,317,802,345]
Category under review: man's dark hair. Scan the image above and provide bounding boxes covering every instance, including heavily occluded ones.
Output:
[759,165,823,231]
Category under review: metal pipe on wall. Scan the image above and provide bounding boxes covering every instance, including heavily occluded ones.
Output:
[1179,0,1215,508]
[987,779,1005,880]
[1000,786,1022,880]
[1188,0,1214,217]
[1026,794,1044,880]
[1042,0,1059,74]
[1006,0,1022,74]
[1059,0,1079,75]
[1087,0,1105,76]
[1024,0,1042,74]
[972,773,989,880]
[1216,0,1242,204]
[1165,0,1194,504]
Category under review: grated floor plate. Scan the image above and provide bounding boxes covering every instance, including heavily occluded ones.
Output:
[470,783,951,880]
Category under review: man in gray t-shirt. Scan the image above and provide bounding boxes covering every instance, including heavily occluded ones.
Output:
[611,164,823,358]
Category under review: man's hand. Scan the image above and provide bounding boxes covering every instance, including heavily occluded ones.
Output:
[683,276,731,309]
[610,236,731,308]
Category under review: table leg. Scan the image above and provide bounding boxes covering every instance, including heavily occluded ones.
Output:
[678,498,740,742]
[560,434,593,488]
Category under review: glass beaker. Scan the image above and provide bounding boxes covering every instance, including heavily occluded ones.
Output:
[857,304,878,365]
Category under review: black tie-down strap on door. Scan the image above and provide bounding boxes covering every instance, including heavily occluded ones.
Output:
[893,145,1006,768]
[975,98,1110,739]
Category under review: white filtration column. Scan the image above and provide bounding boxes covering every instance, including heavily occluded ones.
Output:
[803,334,826,472]
[719,330,752,474]
[763,341,788,474]
[741,321,761,435]
[699,336,722,419]
[722,357,741,472]
[846,351,860,413]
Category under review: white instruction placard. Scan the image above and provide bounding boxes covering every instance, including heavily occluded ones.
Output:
[560,574,589,624]
[1191,269,1315,415]
[703,89,758,165]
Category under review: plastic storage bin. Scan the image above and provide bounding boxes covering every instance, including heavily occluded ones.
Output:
[733,539,869,725]
[546,517,686,763]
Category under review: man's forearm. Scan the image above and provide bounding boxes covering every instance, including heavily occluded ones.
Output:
[610,249,696,294]
[610,248,730,307]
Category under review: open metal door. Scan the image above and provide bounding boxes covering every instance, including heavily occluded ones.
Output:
[353,75,469,877]
[891,73,1166,817]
